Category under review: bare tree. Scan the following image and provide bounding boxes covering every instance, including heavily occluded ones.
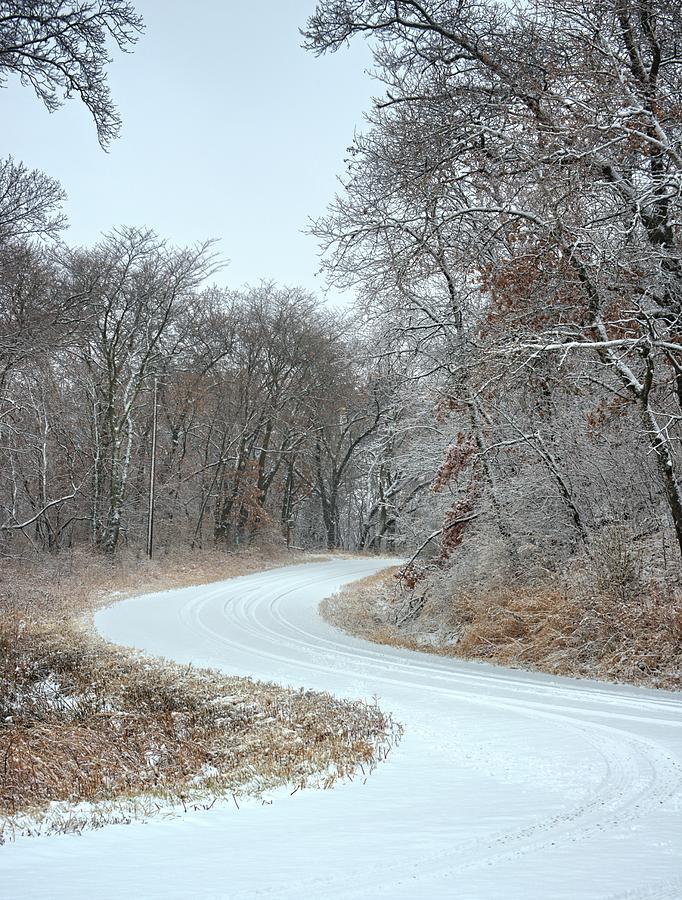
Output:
[0,158,65,245]
[0,0,143,147]
[69,228,215,552]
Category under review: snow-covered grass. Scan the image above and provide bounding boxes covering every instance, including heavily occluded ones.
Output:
[321,550,682,690]
[0,549,401,841]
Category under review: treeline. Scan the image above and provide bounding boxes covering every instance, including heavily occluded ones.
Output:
[0,3,424,560]
[0,228,411,554]
[3,0,682,582]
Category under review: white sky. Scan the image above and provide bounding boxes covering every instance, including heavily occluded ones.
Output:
[1,0,375,306]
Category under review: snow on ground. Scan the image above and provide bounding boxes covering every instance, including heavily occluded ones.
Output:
[2,557,682,899]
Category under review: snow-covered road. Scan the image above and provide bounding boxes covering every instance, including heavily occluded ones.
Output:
[3,557,682,899]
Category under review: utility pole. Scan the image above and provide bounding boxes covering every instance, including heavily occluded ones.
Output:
[146,376,159,559]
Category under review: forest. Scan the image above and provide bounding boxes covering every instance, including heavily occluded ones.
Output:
[2,1,682,884]
[2,0,682,666]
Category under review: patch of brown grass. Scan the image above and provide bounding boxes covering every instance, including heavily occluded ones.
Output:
[0,545,318,624]
[0,548,401,840]
[323,566,682,690]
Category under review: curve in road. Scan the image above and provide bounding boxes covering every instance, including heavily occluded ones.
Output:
[2,557,681,900]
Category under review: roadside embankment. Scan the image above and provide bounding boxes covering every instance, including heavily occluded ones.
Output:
[322,537,682,691]
[0,548,400,840]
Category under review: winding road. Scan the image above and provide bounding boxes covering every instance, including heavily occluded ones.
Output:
[2,557,682,899]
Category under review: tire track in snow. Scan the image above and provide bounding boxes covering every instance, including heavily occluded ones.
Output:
[174,562,682,897]
[5,558,680,900]
[1,557,664,900]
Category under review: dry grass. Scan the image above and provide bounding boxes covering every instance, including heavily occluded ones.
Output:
[1,545,318,622]
[323,559,682,691]
[0,548,401,841]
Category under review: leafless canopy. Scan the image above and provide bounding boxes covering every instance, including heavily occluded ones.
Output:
[0,0,143,147]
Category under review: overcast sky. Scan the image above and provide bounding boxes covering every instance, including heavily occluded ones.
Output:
[2,1,375,306]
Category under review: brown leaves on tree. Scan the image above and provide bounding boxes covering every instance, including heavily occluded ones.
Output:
[439,494,478,563]
[431,432,476,493]
[585,396,631,432]
[397,563,427,591]
[479,244,587,337]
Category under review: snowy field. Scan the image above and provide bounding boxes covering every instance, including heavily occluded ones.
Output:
[2,557,682,899]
